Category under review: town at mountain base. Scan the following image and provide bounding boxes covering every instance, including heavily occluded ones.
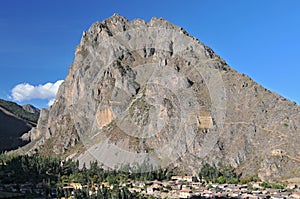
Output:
[1,154,300,198]
[19,14,300,182]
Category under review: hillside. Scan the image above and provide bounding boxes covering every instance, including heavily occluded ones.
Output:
[23,14,300,182]
[0,99,39,123]
[0,99,39,152]
[22,104,40,115]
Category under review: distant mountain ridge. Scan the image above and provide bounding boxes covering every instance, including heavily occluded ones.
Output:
[0,99,39,123]
[0,99,39,152]
[22,104,40,116]
[23,14,300,182]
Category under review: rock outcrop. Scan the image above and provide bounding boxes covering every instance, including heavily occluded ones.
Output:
[25,14,300,181]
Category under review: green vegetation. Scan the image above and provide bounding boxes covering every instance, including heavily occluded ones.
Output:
[199,163,239,184]
[198,162,286,190]
[261,182,285,189]
[0,99,39,123]
[0,154,60,185]
[239,175,260,184]
[1,155,287,198]
[0,154,173,198]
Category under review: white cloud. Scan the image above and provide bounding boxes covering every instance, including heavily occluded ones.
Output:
[11,80,64,106]
[47,98,56,107]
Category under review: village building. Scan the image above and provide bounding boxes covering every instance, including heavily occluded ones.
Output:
[133,181,145,188]
[128,187,142,193]
[291,192,300,199]
[171,176,182,180]
[146,183,163,195]
[183,176,193,182]
[252,182,263,189]
[287,184,298,189]
[179,189,193,198]
[70,182,82,190]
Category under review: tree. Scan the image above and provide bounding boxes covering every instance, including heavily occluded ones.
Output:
[199,163,220,182]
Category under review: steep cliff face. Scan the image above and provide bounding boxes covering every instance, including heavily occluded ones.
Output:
[26,14,300,181]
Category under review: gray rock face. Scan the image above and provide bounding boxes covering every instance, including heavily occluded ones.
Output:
[26,14,300,181]
[22,104,40,115]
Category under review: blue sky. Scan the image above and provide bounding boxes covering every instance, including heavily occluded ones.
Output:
[0,0,299,108]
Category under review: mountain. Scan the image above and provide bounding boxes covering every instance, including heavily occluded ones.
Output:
[0,99,39,152]
[22,104,40,115]
[23,14,300,182]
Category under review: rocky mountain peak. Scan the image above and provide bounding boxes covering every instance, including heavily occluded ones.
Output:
[22,104,40,115]
[24,14,300,182]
